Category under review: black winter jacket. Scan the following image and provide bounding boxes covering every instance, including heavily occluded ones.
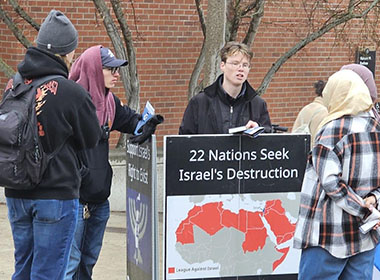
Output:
[5,47,101,200]
[79,94,140,204]
[179,75,271,134]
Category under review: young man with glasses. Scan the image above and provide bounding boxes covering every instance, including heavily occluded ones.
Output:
[65,46,163,279]
[179,41,271,134]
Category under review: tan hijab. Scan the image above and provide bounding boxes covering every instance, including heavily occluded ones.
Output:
[340,64,377,102]
[340,63,380,121]
[317,69,372,132]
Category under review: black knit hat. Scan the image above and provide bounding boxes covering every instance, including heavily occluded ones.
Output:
[36,9,78,55]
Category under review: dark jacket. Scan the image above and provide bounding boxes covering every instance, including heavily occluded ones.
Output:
[5,47,101,200]
[69,45,142,204]
[179,75,271,134]
[78,94,140,204]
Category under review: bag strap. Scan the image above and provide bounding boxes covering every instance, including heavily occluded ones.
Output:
[14,72,64,89]
[46,139,66,161]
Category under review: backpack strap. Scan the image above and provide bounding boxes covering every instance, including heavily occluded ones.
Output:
[46,139,67,160]
[12,72,64,92]
[12,72,23,86]
[23,73,64,88]
[14,72,66,160]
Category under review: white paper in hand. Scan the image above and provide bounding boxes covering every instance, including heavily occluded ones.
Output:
[134,101,155,135]
[360,207,380,234]
[228,126,265,138]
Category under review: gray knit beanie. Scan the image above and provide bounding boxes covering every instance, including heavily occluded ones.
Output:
[36,9,78,55]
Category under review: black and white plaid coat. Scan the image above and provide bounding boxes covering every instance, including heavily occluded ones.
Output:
[294,112,380,258]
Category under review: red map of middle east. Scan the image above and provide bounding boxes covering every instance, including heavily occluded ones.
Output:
[175,199,296,271]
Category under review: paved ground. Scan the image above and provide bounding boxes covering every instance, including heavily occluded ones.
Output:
[3,202,380,279]
[0,203,163,280]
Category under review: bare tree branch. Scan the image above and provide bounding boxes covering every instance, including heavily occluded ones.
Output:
[0,57,16,78]
[0,5,31,48]
[226,0,241,41]
[243,0,265,46]
[187,0,209,99]
[9,0,39,30]
[256,0,380,95]
[111,0,140,110]
[195,0,206,37]
[127,0,144,40]
[242,0,259,16]
[188,38,206,99]
[92,0,141,148]
[92,0,134,106]
[110,0,141,149]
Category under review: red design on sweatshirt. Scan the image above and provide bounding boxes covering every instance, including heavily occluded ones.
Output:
[43,80,58,95]
[4,79,13,92]
[35,80,58,136]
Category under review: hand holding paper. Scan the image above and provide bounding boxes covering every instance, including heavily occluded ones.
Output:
[134,101,155,136]
[360,206,380,234]
[130,114,164,144]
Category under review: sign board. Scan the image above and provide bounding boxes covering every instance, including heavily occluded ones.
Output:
[356,47,376,77]
[126,136,158,280]
[164,134,310,280]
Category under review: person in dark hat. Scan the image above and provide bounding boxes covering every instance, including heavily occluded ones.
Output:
[3,10,101,279]
[65,45,163,279]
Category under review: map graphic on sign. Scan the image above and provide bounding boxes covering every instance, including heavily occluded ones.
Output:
[166,193,301,279]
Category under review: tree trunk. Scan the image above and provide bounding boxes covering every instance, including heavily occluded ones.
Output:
[203,0,226,87]
[92,0,140,148]
[111,0,140,111]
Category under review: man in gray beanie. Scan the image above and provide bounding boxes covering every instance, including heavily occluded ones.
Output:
[36,9,78,55]
[3,9,101,280]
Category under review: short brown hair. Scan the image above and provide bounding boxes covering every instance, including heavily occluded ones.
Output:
[220,41,253,62]
[314,80,325,97]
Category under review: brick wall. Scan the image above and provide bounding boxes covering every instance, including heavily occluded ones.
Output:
[0,0,378,148]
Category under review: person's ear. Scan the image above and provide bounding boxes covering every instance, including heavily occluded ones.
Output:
[220,61,226,72]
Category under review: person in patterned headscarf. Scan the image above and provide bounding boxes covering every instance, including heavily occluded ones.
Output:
[294,69,380,280]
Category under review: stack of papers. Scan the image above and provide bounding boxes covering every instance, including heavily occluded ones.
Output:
[228,126,265,138]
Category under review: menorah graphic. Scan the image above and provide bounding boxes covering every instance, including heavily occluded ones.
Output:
[128,194,148,265]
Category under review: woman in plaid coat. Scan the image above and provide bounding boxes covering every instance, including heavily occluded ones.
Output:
[294,69,380,280]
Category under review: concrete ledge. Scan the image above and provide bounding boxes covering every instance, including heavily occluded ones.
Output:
[0,187,4,204]
[109,148,164,212]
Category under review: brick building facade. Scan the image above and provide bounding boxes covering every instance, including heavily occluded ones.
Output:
[0,0,378,147]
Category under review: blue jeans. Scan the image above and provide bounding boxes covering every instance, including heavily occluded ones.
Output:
[65,200,110,280]
[298,246,375,280]
[6,197,79,280]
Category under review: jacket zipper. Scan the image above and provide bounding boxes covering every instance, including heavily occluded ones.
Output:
[230,106,233,127]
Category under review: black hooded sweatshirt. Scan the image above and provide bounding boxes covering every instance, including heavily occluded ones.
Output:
[4,47,101,200]
[179,74,272,134]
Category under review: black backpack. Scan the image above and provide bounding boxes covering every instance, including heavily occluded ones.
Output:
[0,73,61,190]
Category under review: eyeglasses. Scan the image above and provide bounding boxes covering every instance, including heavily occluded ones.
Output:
[225,61,251,69]
[103,67,120,75]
